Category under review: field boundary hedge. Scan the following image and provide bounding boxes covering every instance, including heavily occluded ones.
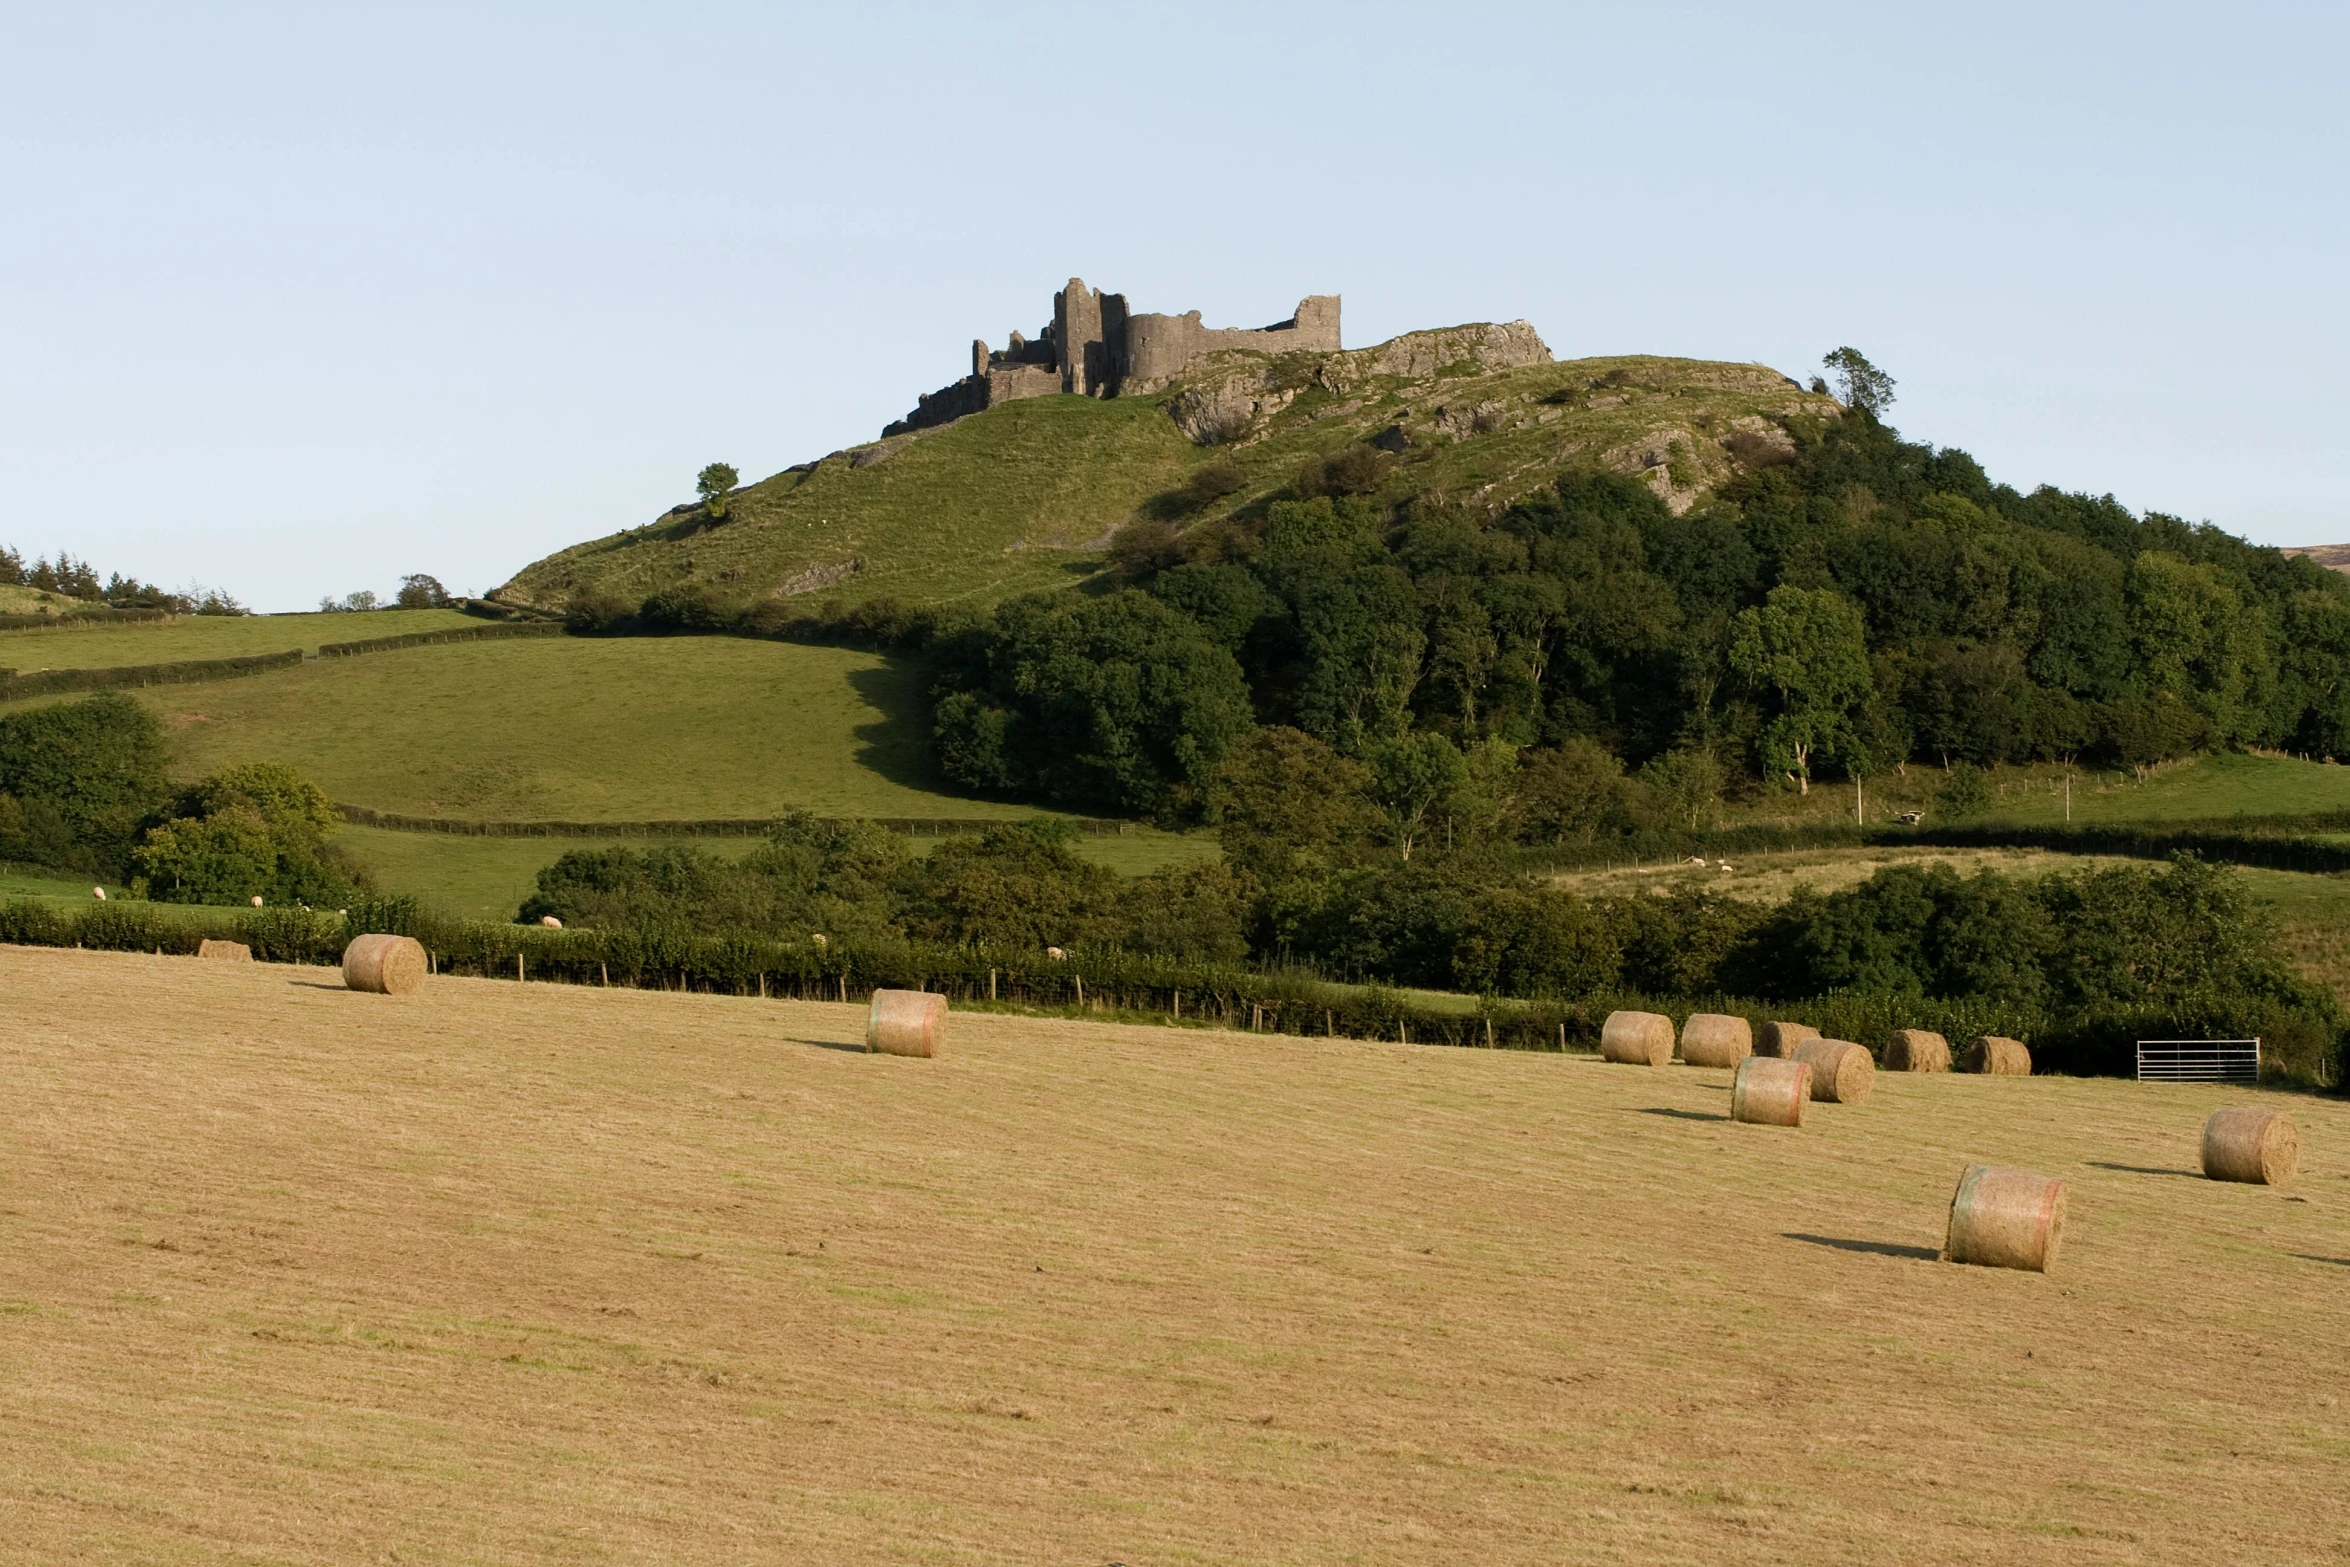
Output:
[0,898,1574,1049]
[0,607,175,632]
[1523,814,2350,876]
[332,804,1134,838]
[1873,821,2350,874]
[0,648,304,701]
[316,622,567,658]
[2,899,2334,1083]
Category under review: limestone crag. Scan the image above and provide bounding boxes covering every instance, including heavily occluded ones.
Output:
[1313,321,1552,394]
[1158,322,1558,447]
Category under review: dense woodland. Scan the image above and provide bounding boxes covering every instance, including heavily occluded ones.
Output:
[926,407,2350,828]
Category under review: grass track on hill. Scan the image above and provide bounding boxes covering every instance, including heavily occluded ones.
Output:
[0,607,476,671]
[2,945,2344,1564]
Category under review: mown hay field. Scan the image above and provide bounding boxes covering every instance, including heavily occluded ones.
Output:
[2,945,2346,1564]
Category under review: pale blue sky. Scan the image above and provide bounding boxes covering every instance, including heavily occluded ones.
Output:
[3,2,2342,610]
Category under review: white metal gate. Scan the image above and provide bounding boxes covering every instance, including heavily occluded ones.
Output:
[2135,1038,2260,1083]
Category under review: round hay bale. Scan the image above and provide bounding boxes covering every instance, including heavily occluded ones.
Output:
[1679,1013,1753,1069]
[1756,1020,1820,1058]
[2201,1107,2298,1185]
[1883,1028,1951,1072]
[1730,1056,1810,1126]
[1943,1163,2066,1272]
[196,938,252,962]
[1963,1035,2032,1075]
[342,933,428,996]
[1599,1010,1673,1066]
[1793,1037,1875,1104]
[866,989,947,1058]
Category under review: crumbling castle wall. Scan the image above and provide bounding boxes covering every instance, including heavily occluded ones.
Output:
[1121,294,1341,393]
[882,278,1339,437]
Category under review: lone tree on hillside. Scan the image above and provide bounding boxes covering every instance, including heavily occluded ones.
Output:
[1822,347,1895,417]
[396,573,452,609]
[697,462,740,520]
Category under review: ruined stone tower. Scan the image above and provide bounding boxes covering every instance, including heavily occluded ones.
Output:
[885,279,1339,436]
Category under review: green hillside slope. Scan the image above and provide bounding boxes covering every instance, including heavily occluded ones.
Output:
[132,636,996,820]
[495,328,1835,612]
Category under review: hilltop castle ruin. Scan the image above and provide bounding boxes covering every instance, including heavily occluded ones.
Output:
[884,278,1339,437]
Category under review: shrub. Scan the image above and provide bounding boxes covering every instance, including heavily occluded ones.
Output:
[1936,762,1994,818]
[1508,740,1633,846]
[896,822,1115,951]
[638,584,734,633]
[1292,445,1391,500]
[1175,460,1246,511]
[136,762,357,907]
[1107,517,1186,581]
[0,692,172,874]
[396,574,454,609]
[0,792,77,869]
[929,593,1254,820]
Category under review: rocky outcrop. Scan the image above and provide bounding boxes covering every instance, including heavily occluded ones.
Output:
[1164,374,1299,445]
[1316,321,1551,394]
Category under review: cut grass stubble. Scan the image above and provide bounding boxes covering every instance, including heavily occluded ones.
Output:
[2,945,2345,1564]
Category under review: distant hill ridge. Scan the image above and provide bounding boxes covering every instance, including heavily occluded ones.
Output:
[494,283,1836,613]
[2282,545,2350,575]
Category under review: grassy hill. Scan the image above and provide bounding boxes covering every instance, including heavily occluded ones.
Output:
[6,944,2344,1563]
[0,623,1216,917]
[494,331,1834,612]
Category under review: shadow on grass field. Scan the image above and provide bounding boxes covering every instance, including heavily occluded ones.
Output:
[1,945,2343,1564]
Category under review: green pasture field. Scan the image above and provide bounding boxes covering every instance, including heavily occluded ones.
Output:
[111,635,1030,822]
[0,607,476,672]
[1974,751,2350,824]
[1717,751,2350,834]
[0,867,122,902]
